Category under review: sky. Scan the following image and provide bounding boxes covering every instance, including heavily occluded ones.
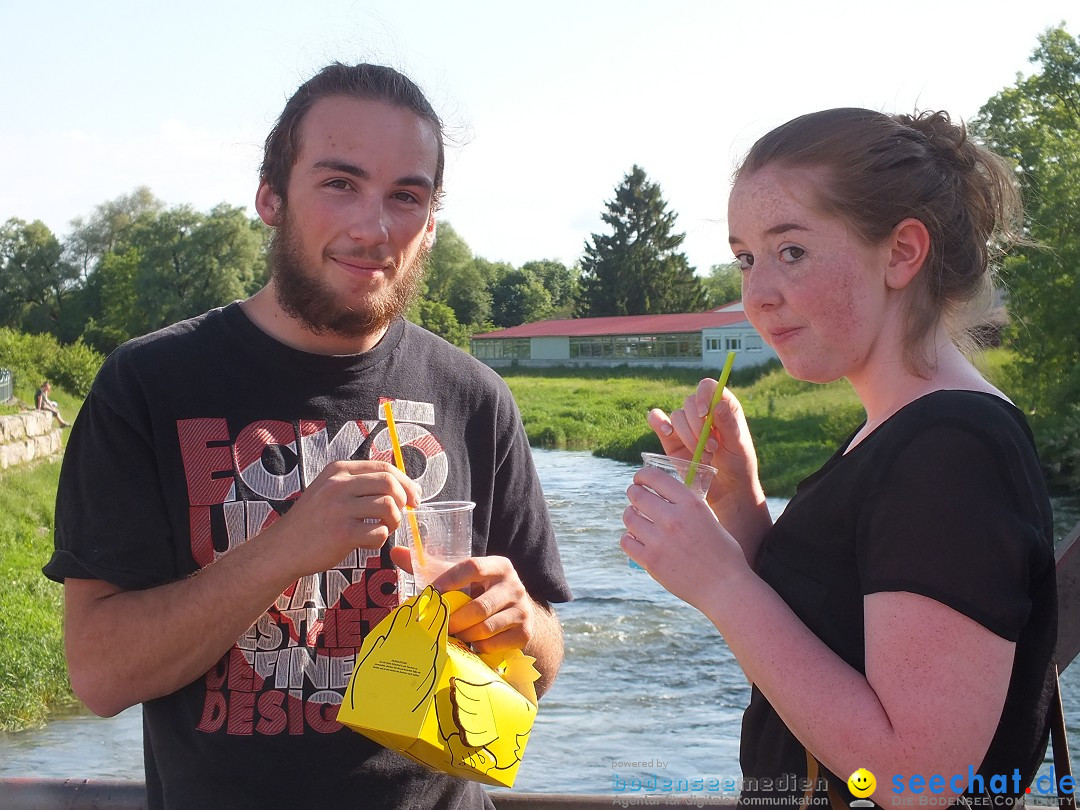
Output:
[0,1,1074,275]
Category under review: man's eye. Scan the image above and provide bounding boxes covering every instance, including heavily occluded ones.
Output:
[779,246,805,262]
[736,253,754,271]
[326,179,350,190]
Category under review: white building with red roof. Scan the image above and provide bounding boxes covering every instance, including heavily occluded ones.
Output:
[470,301,778,371]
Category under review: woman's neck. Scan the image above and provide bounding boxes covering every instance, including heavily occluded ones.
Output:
[845,335,1006,452]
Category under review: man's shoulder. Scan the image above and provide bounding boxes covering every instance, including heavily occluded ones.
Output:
[109,306,230,364]
[94,306,234,397]
[400,321,507,388]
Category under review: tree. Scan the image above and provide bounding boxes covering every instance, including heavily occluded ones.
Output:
[445,262,494,329]
[411,298,471,347]
[0,218,80,335]
[971,24,1080,482]
[521,259,580,318]
[703,262,742,309]
[423,221,474,304]
[419,221,495,329]
[491,267,553,328]
[66,186,164,279]
[75,202,268,349]
[579,165,704,317]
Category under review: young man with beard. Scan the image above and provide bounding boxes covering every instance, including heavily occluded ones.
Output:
[44,63,571,810]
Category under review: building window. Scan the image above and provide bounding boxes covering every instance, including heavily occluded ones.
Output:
[745,334,763,351]
[724,336,742,352]
[570,334,700,360]
[471,338,530,359]
[570,336,614,358]
[706,337,721,352]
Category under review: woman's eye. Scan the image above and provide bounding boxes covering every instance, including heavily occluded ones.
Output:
[779,246,805,263]
[735,253,754,271]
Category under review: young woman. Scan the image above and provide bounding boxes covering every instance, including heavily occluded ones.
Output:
[621,108,1056,808]
[35,380,69,427]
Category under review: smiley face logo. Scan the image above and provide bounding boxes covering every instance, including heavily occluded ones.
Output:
[848,768,876,798]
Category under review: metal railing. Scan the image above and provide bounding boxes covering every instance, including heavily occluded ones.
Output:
[0,368,12,403]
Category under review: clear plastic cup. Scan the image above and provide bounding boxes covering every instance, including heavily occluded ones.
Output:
[640,452,717,498]
[398,500,476,590]
[629,453,718,569]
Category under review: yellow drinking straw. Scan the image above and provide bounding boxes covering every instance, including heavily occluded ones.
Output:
[384,401,426,568]
[686,350,737,487]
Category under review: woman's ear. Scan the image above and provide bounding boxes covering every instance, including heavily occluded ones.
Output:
[255,181,284,227]
[885,218,930,290]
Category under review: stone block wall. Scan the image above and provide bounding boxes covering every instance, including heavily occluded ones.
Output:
[0,410,63,471]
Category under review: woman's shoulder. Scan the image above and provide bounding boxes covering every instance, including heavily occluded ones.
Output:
[901,389,1029,437]
[872,390,1047,506]
[848,389,1042,491]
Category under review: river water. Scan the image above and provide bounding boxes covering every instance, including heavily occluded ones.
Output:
[1,448,1077,795]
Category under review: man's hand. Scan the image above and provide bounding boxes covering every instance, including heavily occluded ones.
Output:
[270,459,421,579]
[389,549,564,695]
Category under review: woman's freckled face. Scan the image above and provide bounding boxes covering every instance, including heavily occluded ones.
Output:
[728,166,892,384]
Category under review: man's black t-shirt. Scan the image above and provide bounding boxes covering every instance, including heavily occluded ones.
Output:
[44,303,572,809]
[739,391,1056,807]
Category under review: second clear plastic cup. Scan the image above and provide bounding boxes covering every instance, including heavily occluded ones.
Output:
[629,452,718,569]
[399,500,476,590]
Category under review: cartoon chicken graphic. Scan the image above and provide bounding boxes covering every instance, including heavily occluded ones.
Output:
[338,586,539,787]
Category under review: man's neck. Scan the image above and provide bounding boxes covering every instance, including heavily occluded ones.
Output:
[240,287,389,356]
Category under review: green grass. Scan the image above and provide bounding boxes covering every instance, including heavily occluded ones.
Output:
[0,458,77,730]
[503,361,864,496]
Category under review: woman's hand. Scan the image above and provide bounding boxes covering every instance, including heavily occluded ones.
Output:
[621,464,752,611]
[647,380,772,558]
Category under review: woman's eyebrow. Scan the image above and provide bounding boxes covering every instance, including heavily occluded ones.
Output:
[729,223,809,245]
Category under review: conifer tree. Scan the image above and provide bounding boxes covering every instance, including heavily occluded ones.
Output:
[580,165,704,317]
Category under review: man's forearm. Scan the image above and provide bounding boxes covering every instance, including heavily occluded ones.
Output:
[64,519,312,716]
[524,601,564,698]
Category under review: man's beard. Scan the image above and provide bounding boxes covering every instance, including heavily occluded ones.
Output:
[269,209,427,340]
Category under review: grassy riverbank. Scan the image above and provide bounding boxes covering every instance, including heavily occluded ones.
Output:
[0,380,80,731]
[503,360,865,495]
[0,458,75,730]
[505,349,1017,495]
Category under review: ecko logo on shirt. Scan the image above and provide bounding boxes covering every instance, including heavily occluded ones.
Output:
[175,399,451,737]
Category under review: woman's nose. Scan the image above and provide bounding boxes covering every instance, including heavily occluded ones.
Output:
[742,262,781,312]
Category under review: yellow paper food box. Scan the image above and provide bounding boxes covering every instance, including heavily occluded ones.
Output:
[337,586,539,787]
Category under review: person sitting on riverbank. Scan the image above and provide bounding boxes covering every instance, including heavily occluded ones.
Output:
[622,108,1056,808]
[34,381,69,427]
[44,62,570,810]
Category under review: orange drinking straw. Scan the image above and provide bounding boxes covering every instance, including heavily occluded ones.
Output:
[384,401,426,568]
[686,351,737,487]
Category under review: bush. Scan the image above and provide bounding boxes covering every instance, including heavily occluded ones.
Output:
[1034,405,1080,492]
[48,339,104,397]
[0,328,105,400]
[0,328,56,390]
